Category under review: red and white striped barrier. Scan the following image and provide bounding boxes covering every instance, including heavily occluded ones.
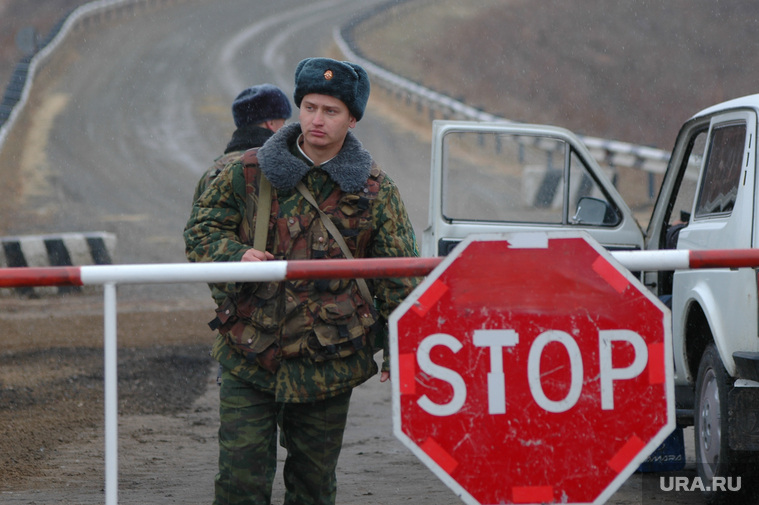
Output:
[0,257,441,288]
[2,249,759,289]
[611,248,759,271]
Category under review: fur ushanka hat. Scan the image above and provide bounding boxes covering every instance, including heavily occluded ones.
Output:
[293,57,370,121]
[232,84,292,128]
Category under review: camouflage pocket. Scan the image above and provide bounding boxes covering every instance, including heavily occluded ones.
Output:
[213,296,237,330]
[235,282,280,333]
[306,296,376,362]
[225,323,277,361]
[217,285,281,362]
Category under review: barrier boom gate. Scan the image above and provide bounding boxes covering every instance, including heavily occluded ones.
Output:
[4,245,759,290]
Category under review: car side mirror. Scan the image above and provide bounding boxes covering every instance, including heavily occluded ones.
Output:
[572,197,619,225]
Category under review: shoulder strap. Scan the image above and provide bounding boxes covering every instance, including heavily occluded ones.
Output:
[295,181,374,305]
[253,177,271,251]
[241,149,272,252]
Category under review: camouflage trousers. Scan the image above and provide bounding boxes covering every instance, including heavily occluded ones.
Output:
[214,368,352,505]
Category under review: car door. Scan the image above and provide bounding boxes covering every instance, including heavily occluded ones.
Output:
[422,121,645,256]
[668,110,759,380]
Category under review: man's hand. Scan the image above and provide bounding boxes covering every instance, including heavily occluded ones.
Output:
[380,371,390,382]
[241,248,275,261]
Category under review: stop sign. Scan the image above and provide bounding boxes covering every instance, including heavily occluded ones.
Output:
[389,232,674,505]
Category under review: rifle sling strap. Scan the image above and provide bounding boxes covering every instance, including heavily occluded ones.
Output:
[252,175,272,252]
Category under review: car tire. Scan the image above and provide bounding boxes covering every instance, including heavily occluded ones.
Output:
[694,344,758,504]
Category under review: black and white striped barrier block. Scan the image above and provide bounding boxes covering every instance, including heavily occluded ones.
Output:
[0,231,116,296]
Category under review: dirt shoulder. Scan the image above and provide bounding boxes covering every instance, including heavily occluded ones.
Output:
[0,294,215,490]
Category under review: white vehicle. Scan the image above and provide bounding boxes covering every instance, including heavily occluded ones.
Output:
[423,94,759,504]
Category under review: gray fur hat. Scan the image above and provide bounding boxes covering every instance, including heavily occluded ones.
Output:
[293,58,370,121]
[232,84,292,128]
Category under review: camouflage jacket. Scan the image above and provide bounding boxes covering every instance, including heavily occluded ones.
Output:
[192,150,245,205]
[184,122,420,402]
[192,125,277,305]
[191,124,276,203]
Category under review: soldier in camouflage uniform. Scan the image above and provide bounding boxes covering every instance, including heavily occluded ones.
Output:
[193,84,292,309]
[192,83,292,204]
[184,57,419,505]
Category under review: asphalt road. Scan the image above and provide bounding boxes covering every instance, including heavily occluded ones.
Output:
[3,0,711,503]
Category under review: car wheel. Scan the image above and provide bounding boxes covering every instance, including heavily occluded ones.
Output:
[694,344,758,504]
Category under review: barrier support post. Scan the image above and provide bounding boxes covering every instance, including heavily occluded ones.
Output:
[104,282,118,505]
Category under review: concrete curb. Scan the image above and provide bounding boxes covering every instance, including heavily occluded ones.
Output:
[0,231,116,296]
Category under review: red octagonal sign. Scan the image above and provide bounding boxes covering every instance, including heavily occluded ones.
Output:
[389,232,674,505]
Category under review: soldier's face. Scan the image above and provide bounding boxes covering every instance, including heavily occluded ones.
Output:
[299,93,356,153]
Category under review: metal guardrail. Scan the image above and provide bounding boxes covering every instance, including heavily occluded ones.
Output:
[334,6,672,175]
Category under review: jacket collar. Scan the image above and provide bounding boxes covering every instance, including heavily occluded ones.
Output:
[257,122,372,193]
[224,124,274,154]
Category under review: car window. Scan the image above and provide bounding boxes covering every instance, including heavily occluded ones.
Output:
[695,123,746,217]
[441,130,620,226]
[667,129,707,229]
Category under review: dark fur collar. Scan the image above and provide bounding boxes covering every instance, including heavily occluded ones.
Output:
[257,122,372,192]
[224,124,275,154]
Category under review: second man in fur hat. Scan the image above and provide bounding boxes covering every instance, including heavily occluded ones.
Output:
[192,83,292,203]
